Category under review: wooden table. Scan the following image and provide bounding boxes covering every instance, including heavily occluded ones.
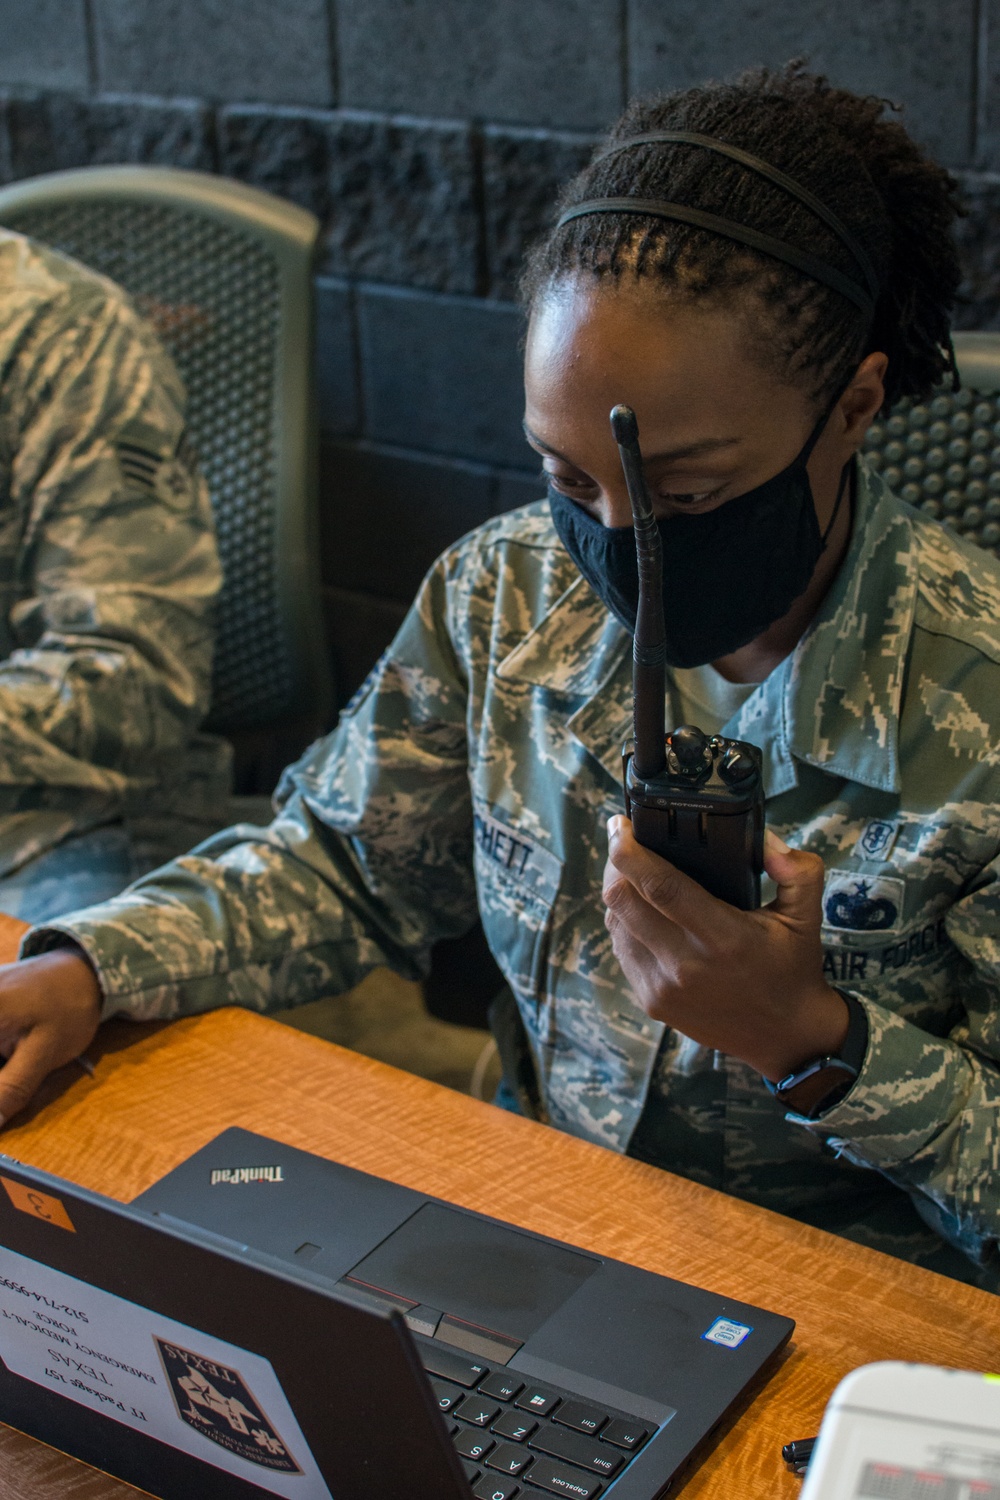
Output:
[0,925,998,1497]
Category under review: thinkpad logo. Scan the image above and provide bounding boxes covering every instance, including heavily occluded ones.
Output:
[210,1166,284,1186]
[154,1339,301,1473]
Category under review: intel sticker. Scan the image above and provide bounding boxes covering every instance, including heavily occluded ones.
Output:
[702,1318,752,1349]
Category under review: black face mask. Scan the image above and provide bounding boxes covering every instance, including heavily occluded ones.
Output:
[548,410,849,668]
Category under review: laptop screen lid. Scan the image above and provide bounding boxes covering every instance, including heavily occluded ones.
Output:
[0,1155,470,1500]
[139,1128,796,1500]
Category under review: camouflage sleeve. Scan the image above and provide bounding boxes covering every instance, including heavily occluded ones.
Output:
[22,559,480,1020]
[0,272,220,803]
[797,857,1000,1269]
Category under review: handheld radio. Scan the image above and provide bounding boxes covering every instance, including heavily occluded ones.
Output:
[611,404,765,910]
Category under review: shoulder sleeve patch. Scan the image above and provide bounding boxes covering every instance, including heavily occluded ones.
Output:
[115,421,200,511]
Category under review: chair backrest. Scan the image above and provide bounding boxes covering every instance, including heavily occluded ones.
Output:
[861,331,1000,558]
[0,165,331,734]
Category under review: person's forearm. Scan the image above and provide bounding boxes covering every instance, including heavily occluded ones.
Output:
[20,803,423,1021]
[795,992,996,1262]
[0,608,212,798]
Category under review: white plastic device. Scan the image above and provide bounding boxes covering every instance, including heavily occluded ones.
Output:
[800,1361,1000,1499]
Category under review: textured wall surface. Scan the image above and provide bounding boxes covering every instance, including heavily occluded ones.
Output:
[0,0,998,701]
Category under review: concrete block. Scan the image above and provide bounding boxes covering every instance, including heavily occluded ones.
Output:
[320,439,493,602]
[953,173,1000,329]
[336,0,624,130]
[92,0,334,107]
[482,126,597,298]
[493,468,546,515]
[315,277,360,437]
[323,112,478,295]
[323,586,408,705]
[220,108,477,294]
[0,100,10,184]
[5,92,213,180]
[979,2,1000,167]
[627,0,976,168]
[218,106,330,218]
[0,0,90,91]
[357,286,529,468]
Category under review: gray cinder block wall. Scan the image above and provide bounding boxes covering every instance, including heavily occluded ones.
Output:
[1,0,998,701]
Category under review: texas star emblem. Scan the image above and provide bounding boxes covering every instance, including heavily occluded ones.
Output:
[154,1338,301,1473]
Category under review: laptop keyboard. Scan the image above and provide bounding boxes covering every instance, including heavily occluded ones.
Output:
[420,1343,653,1498]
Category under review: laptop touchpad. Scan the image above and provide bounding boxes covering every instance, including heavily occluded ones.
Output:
[348,1203,599,1341]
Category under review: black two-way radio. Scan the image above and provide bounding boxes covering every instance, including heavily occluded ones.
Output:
[611,404,764,910]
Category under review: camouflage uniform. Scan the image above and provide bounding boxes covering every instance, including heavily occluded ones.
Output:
[27,462,1000,1287]
[0,230,228,918]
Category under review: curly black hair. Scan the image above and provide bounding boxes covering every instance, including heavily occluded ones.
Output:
[520,64,963,412]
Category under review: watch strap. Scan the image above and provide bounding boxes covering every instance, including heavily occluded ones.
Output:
[764,990,869,1120]
[836,988,870,1072]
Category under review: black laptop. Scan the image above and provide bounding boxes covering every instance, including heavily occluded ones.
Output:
[0,1128,793,1498]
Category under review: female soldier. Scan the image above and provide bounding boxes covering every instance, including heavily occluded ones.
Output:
[3,66,999,1289]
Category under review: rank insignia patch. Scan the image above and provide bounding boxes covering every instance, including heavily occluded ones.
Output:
[154,1338,301,1473]
[115,425,198,511]
[822,870,904,933]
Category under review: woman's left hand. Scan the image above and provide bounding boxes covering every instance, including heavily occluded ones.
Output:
[602,817,849,1080]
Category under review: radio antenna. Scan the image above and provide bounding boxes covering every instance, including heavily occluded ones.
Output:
[610,404,666,780]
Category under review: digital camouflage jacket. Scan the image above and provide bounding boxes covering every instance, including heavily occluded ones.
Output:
[0,229,227,874]
[29,462,1000,1283]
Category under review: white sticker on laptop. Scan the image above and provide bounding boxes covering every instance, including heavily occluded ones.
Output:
[702,1317,752,1349]
[0,1245,332,1498]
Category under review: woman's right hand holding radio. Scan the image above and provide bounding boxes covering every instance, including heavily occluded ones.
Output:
[603,816,850,1083]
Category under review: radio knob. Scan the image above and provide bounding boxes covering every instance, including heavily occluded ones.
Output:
[719,747,756,784]
[670,725,709,770]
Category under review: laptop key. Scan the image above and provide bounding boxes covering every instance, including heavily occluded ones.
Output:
[430,1379,465,1412]
[462,1460,483,1484]
[421,1347,490,1388]
[454,1428,496,1462]
[600,1417,649,1452]
[486,1442,534,1476]
[529,1424,623,1478]
[552,1400,608,1436]
[456,1396,501,1427]
[492,1410,537,1442]
[515,1386,560,1417]
[473,1478,521,1500]
[479,1370,524,1402]
[523,1456,604,1498]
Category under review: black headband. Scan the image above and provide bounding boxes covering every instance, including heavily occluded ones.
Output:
[556,130,879,317]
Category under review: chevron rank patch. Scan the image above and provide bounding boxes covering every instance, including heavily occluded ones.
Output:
[116,424,198,511]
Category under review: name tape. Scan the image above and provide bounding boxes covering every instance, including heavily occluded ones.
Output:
[473,804,561,903]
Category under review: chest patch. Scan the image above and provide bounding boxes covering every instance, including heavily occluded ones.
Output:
[822,869,904,933]
[852,818,899,861]
[473,804,561,905]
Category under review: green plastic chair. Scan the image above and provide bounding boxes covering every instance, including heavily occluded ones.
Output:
[862,331,1000,557]
[0,165,331,739]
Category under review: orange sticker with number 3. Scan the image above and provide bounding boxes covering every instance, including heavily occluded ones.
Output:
[1,1177,75,1232]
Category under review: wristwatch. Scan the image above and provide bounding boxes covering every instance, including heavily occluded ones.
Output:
[763,990,869,1120]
